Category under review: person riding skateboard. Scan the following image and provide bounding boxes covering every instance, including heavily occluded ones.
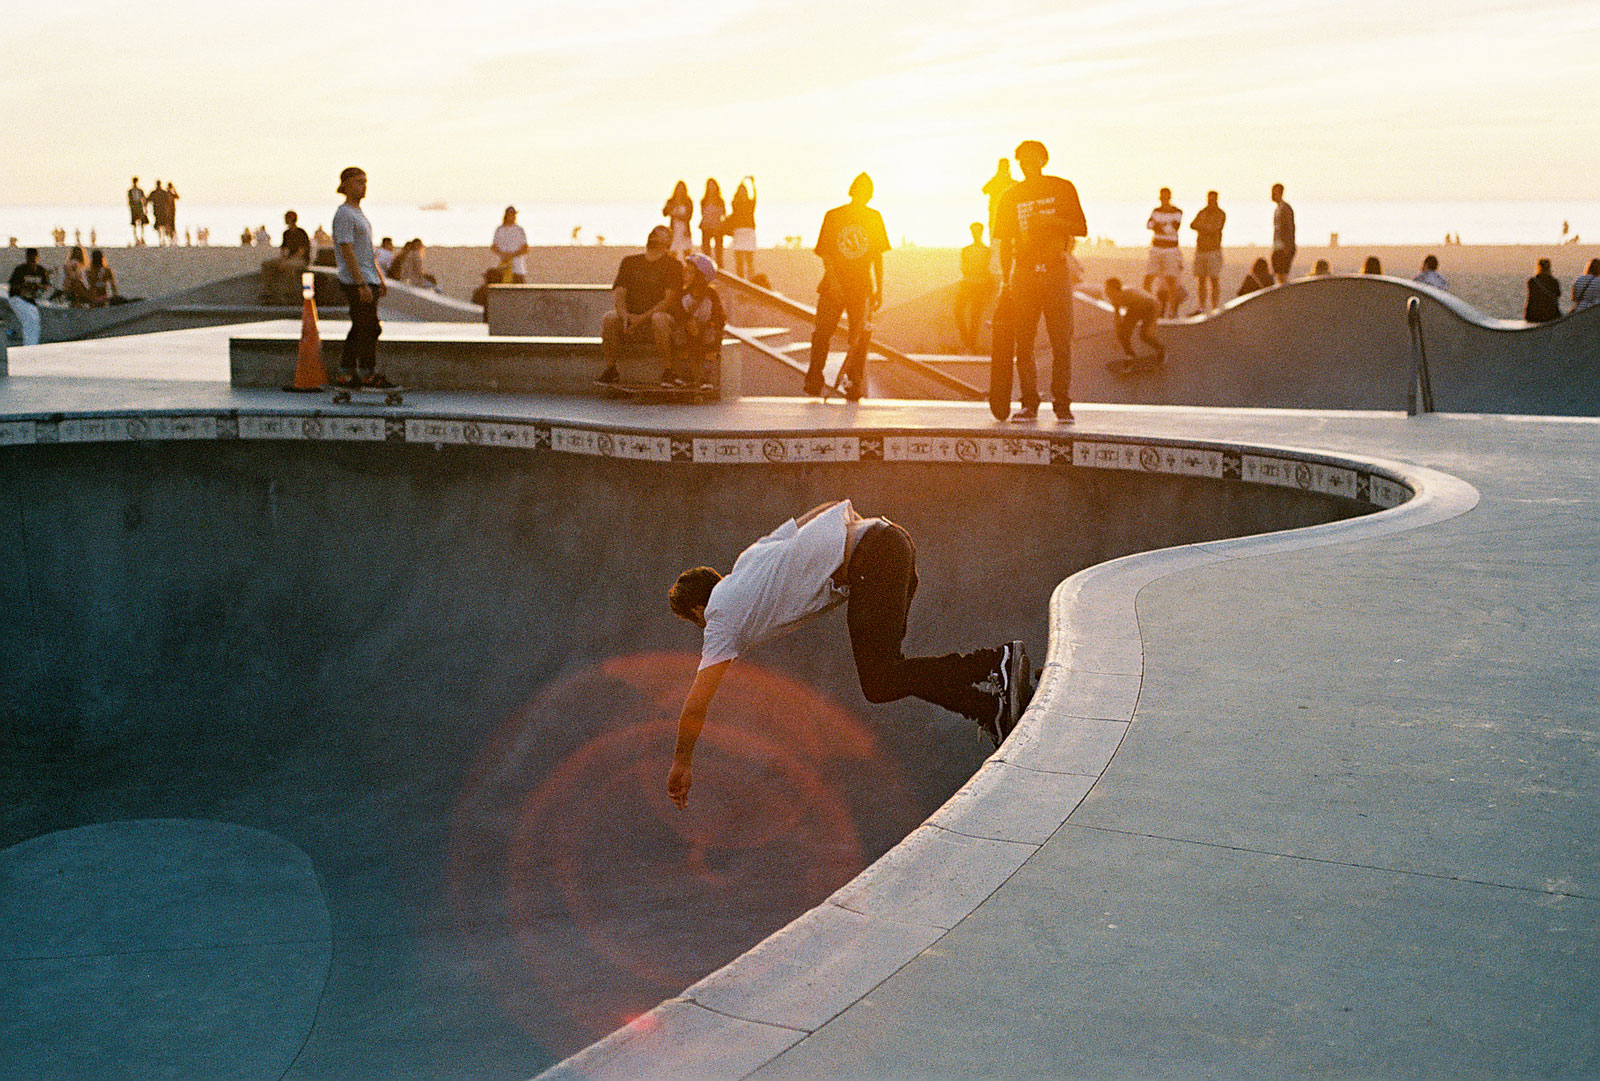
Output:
[1103,277,1165,368]
[665,499,1032,809]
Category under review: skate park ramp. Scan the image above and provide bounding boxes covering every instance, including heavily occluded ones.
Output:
[1,435,1376,1079]
[892,275,1600,415]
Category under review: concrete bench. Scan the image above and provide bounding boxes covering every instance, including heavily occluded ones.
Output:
[228,332,733,396]
[486,284,613,336]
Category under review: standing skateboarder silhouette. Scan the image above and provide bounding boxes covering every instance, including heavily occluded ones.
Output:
[665,500,1033,809]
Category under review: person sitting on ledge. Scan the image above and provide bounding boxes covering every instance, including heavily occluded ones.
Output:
[598,224,682,385]
[1237,257,1274,297]
[1413,254,1448,292]
[260,210,312,303]
[1570,258,1600,312]
[1361,256,1383,275]
[1525,258,1562,323]
[669,253,724,390]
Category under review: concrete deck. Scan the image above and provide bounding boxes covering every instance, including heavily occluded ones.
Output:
[2,324,1596,1080]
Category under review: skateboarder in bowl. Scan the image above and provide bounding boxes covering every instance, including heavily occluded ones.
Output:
[666,499,1032,810]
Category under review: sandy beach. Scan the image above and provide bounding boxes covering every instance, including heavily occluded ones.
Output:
[5,240,1595,334]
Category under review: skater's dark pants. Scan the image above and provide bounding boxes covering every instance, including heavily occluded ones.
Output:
[1116,311,1161,356]
[340,282,382,375]
[1011,259,1074,408]
[846,522,998,722]
[808,286,871,391]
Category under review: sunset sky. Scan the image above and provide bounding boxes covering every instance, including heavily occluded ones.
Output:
[7,0,1597,210]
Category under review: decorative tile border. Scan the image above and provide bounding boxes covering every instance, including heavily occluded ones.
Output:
[0,408,1416,510]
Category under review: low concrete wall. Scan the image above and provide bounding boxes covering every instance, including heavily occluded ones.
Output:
[228,332,732,396]
[486,284,612,336]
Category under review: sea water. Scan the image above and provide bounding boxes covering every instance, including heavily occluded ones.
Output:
[4,199,1597,251]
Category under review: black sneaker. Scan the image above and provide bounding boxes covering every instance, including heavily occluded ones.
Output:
[598,366,620,384]
[976,689,1006,749]
[363,371,394,389]
[842,377,863,402]
[1012,405,1038,421]
[334,371,361,389]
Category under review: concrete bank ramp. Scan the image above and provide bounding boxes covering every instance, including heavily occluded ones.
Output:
[896,275,1600,415]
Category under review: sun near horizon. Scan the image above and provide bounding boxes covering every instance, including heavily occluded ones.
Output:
[5,0,1597,221]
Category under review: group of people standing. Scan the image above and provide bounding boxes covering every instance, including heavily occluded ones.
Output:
[661,178,758,279]
[126,177,181,246]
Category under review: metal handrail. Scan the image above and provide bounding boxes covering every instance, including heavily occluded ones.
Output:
[1406,296,1435,415]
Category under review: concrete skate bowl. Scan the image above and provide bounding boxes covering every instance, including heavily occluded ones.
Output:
[0,416,1419,1079]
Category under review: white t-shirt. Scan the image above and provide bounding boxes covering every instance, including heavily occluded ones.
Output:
[492,223,528,276]
[698,501,855,669]
[332,203,378,285]
[1413,269,1448,291]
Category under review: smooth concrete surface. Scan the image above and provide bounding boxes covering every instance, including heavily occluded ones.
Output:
[2,325,1597,1080]
[486,283,614,336]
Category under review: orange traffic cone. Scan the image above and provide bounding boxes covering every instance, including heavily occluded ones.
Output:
[285,272,328,391]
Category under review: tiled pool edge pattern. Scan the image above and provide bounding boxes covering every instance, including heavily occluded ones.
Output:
[0,405,1477,1081]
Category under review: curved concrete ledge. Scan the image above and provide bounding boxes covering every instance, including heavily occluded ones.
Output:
[534,444,1479,1081]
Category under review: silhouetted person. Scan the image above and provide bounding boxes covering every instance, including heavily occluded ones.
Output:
[1270,183,1295,283]
[953,222,995,353]
[260,210,311,302]
[663,180,694,257]
[1189,191,1225,312]
[331,166,391,388]
[1361,256,1383,275]
[700,179,726,267]
[1311,259,1331,276]
[1146,188,1183,316]
[86,249,120,306]
[728,177,758,279]
[805,172,889,401]
[1572,258,1600,311]
[1104,277,1163,362]
[1414,254,1448,291]
[1525,258,1561,323]
[993,139,1087,422]
[664,500,1035,811]
[127,177,149,245]
[981,158,1016,245]
[598,224,682,384]
[1238,257,1274,297]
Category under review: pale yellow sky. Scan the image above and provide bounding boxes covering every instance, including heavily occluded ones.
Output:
[6,0,1596,208]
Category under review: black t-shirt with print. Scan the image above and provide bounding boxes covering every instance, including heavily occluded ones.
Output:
[612,253,684,314]
[814,202,890,298]
[994,175,1087,267]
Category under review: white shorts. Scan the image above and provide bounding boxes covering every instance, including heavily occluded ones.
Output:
[1146,246,1183,277]
[731,227,757,252]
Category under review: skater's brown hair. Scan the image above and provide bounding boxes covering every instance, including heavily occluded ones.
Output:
[669,567,723,620]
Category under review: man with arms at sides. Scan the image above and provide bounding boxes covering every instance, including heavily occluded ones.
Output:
[598,224,683,385]
[332,166,392,389]
[1189,190,1226,312]
[665,500,1033,809]
[993,139,1088,422]
[1145,188,1183,317]
[127,177,149,245]
[805,173,890,401]
[1270,182,1296,284]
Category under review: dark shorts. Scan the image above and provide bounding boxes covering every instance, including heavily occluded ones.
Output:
[1270,247,1296,276]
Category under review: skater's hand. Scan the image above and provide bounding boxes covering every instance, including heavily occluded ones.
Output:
[667,760,693,809]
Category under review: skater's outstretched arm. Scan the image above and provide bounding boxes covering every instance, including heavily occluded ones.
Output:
[667,659,729,809]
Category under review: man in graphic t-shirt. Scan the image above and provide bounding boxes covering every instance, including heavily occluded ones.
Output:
[993,139,1087,422]
[598,224,684,384]
[1145,188,1183,316]
[805,173,890,401]
[664,500,1034,809]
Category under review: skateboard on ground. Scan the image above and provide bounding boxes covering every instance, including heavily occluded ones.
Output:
[987,289,1016,421]
[597,380,718,403]
[327,383,406,405]
[1105,353,1164,377]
